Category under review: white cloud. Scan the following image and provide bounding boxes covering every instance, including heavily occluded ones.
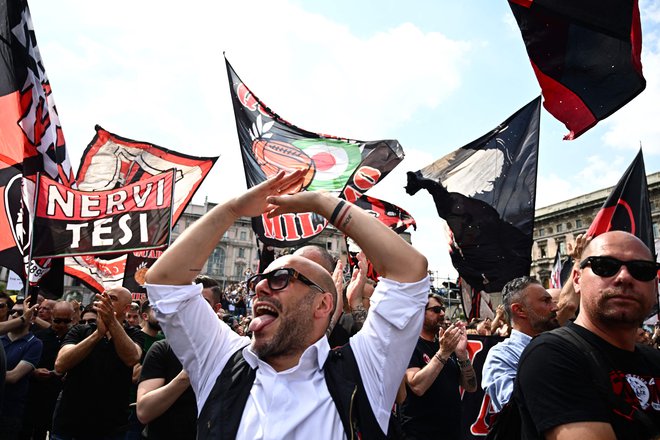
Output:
[600,3,660,154]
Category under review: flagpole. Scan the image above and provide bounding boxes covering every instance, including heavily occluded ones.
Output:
[24,173,41,303]
[167,169,176,248]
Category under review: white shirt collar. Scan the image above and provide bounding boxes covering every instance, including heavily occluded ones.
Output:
[242,335,331,374]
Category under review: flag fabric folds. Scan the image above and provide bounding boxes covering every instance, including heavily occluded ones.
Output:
[64,126,217,293]
[226,57,404,247]
[346,194,416,282]
[406,97,541,293]
[508,0,645,140]
[32,171,175,258]
[550,248,562,289]
[0,0,75,284]
[586,149,654,256]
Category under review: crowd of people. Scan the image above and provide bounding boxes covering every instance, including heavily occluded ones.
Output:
[0,171,659,439]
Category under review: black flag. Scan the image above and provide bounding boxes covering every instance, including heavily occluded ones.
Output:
[406,97,541,293]
[508,0,645,140]
[587,150,654,256]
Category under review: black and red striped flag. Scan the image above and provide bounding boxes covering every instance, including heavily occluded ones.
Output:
[0,0,75,287]
[508,0,645,140]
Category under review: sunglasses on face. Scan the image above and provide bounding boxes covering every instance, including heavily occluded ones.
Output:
[247,268,325,296]
[11,309,24,316]
[580,256,660,282]
[53,318,72,324]
[426,306,445,314]
[80,319,97,325]
[0,303,7,309]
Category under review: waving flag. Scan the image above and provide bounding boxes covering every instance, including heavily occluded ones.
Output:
[587,149,654,256]
[550,248,562,289]
[0,0,75,286]
[346,194,416,281]
[406,97,541,293]
[226,57,404,247]
[508,0,645,140]
[32,171,175,258]
[65,126,217,293]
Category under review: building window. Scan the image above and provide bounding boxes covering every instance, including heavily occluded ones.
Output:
[538,228,545,237]
[238,247,245,258]
[654,223,659,239]
[538,245,546,258]
[326,241,333,251]
[566,222,572,230]
[575,219,582,229]
[208,247,225,276]
[556,223,563,233]
[234,263,246,277]
[558,241,566,255]
[240,231,247,241]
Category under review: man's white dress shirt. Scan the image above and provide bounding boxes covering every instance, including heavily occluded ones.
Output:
[146,275,429,439]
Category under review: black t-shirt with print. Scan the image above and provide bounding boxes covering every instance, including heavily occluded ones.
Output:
[400,336,462,440]
[515,322,660,440]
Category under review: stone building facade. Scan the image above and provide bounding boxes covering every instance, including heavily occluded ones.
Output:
[530,171,660,287]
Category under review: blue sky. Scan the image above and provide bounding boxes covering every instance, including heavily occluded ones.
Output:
[27,1,660,279]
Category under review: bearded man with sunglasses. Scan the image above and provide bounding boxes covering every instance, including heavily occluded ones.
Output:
[145,170,430,439]
[515,231,660,440]
[401,293,477,440]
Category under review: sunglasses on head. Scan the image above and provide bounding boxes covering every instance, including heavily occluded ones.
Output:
[247,268,324,296]
[80,319,97,325]
[426,306,445,314]
[580,256,660,282]
[53,318,72,324]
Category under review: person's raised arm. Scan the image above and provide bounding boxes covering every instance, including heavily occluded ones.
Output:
[557,234,590,325]
[55,331,103,374]
[266,192,428,282]
[95,293,141,367]
[146,170,307,286]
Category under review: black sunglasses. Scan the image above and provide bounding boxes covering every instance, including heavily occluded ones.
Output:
[80,319,97,325]
[247,268,325,296]
[11,309,24,316]
[53,318,72,324]
[580,256,660,282]
[426,306,445,314]
[0,303,7,309]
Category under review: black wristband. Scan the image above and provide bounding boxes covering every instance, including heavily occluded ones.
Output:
[329,200,346,224]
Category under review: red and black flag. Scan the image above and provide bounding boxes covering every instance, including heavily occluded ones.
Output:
[406,97,541,293]
[0,0,75,284]
[32,171,175,258]
[587,149,654,256]
[65,126,217,293]
[508,0,645,140]
[226,57,404,247]
[346,194,416,281]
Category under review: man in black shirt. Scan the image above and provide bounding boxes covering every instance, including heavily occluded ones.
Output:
[52,287,143,439]
[401,293,478,439]
[515,231,660,440]
[21,300,75,439]
[137,339,197,439]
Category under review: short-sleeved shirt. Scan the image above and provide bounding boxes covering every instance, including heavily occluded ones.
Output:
[400,337,462,440]
[515,322,660,440]
[1,332,43,417]
[139,339,197,439]
[52,323,144,436]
